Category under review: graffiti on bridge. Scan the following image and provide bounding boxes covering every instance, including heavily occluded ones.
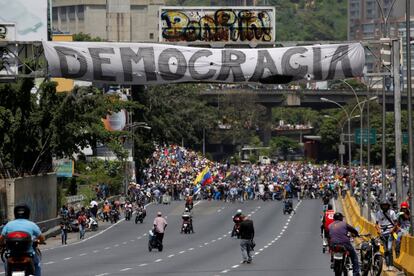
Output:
[160,8,275,43]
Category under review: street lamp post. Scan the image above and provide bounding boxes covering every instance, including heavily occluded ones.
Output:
[321,97,377,194]
[124,122,151,193]
[321,97,353,191]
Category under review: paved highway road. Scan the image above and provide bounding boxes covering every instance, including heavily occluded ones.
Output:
[1,199,332,276]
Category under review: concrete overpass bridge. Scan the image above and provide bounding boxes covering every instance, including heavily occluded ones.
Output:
[200,87,407,111]
[201,87,408,146]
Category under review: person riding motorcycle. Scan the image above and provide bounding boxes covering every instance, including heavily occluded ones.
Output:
[153,211,167,245]
[329,212,360,276]
[321,204,335,245]
[395,201,410,258]
[124,201,133,220]
[185,195,193,211]
[375,199,398,269]
[231,209,243,238]
[181,207,194,233]
[0,204,45,276]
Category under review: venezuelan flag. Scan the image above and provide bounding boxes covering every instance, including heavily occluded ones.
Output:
[194,166,212,186]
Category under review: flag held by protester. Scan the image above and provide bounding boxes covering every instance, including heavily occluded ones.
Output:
[194,166,213,186]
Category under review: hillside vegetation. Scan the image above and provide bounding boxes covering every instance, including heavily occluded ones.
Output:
[165,0,347,41]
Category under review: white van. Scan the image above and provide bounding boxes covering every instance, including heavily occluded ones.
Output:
[259,156,271,165]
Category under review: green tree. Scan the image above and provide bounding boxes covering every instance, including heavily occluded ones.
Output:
[270,136,299,160]
[73,32,103,41]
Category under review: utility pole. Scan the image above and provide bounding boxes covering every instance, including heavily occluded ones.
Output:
[367,88,372,221]
[405,0,414,236]
[393,39,403,206]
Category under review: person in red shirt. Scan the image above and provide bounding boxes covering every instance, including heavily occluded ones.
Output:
[321,204,335,242]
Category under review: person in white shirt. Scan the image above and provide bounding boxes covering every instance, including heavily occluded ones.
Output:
[376,200,398,270]
[153,211,168,244]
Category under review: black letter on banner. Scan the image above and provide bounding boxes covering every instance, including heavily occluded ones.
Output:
[54,46,87,78]
[88,47,116,82]
[120,47,156,82]
[158,48,187,81]
[281,47,308,80]
[249,50,278,82]
[326,45,353,80]
[189,50,215,80]
[313,47,322,80]
[217,50,246,82]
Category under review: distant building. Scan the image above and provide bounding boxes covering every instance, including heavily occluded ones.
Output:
[348,0,414,89]
[52,0,165,42]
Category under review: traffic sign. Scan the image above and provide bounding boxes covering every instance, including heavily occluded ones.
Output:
[403,132,408,145]
[355,128,376,145]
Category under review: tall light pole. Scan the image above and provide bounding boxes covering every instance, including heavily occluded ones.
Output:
[125,122,151,193]
[321,97,353,191]
[405,0,414,236]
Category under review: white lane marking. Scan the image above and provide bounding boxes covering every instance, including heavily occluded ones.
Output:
[44,261,55,265]
[188,248,194,251]
[130,239,135,242]
[168,254,175,258]
[104,247,110,250]
[122,242,127,245]
[232,265,239,268]
[79,253,87,256]
[221,269,229,273]
[120,268,132,271]
[212,239,216,242]
[93,250,99,253]
[114,244,119,247]
[218,237,222,240]
[179,250,186,254]
[154,259,162,262]
[139,263,147,267]
[95,273,109,276]
[63,257,72,260]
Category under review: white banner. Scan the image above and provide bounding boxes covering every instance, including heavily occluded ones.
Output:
[0,0,47,41]
[43,42,365,85]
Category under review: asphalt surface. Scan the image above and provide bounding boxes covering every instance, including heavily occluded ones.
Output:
[1,199,332,276]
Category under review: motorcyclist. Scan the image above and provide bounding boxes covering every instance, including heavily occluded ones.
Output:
[136,203,146,218]
[181,207,194,233]
[0,204,45,276]
[153,211,167,245]
[329,212,360,276]
[321,204,335,243]
[231,209,243,238]
[124,201,133,219]
[395,201,410,258]
[375,199,398,269]
[283,198,293,213]
[185,195,193,210]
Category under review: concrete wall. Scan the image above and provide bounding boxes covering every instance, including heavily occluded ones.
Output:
[6,174,57,223]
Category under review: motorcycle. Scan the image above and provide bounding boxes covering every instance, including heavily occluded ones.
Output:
[66,219,79,233]
[148,230,163,252]
[181,215,192,234]
[87,216,98,231]
[330,244,352,276]
[0,231,45,276]
[135,210,145,224]
[125,208,132,221]
[110,209,119,224]
[359,234,383,276]
[283,200,294,215]
[231,216,241,239]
